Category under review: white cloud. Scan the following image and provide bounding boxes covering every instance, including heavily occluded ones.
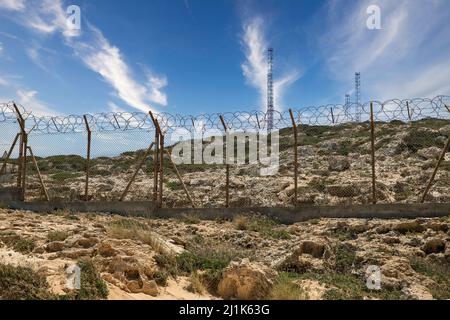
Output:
[148,74,168,106]
[0,41,3,55]
[0,0,25,11]
[318,0,450,100]
[108,101,126,113]
[16,89,61,116]
[241,17,301,111]
[69,26,168,112]
[0,0,168,113]
[22,0,80,37]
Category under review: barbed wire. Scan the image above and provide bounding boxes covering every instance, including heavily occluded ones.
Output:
[1,96,449,135]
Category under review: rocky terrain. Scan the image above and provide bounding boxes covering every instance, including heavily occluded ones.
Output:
[0,208,449,300]
[1,118,449,300]
[1,118,448,207]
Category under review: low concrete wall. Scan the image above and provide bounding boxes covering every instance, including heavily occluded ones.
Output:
[8,200,157,218]
[5,199,450,224]
[0,187,21,203]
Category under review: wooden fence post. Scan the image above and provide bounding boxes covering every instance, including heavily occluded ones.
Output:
[370,102,377,204]
[420,134,450,203]
[149,111,164,208]
[119,142,155,201]
[219,115,230,208]
[165,149,196,208]
[0,133,19,175]
[13,103,27,201]
[83,115,92,201]
[289,109,298,206]
[27,146,50,201]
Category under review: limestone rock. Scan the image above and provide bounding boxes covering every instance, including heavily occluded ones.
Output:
[328,156,350,172]
[392,220,425,234]
[218,259,276,300]
[422,238,446,254]
[45,241,65,253]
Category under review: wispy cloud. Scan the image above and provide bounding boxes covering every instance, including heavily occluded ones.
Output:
[0,0,25,11]
[241,17,301,111]
[0,0,168,113]
[16,89,61,116]
[317,0,450,99]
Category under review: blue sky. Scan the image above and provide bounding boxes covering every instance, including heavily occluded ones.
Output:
[0,0,449,117]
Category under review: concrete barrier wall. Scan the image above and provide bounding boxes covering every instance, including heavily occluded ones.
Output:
[5,199,450,224]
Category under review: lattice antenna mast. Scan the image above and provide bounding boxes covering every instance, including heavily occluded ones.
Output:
[267,48,274,131]
[355,72,361,122]
[345,93,351,119]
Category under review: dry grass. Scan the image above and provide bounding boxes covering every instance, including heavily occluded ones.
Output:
[185,272,207,294]
[107,218,163,253]
[269,273,309,300]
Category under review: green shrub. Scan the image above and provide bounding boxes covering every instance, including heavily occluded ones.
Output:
[66,260,108,300]
[166,181,182,191]
[0,264,55,300]
[410,257,450,300]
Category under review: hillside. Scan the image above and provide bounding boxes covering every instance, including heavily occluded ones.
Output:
[1,118,448,206]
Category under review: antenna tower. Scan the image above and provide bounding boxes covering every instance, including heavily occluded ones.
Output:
[355,72,361,122]
[267,48,274,131]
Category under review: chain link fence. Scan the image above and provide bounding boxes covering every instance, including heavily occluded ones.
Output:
[0,96,449,208]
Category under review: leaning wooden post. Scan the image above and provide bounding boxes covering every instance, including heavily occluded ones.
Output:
[149,111,164,208]
[153,130,159,203]
[421,133,450,203]
[289,109,299,206]
[27,146,50,201]
[370,102,377,204]
[83,115,92,201]
[219,115,230,208]
[13,103,27,201]
[165,149,196,208]
[0,133,20,175]
[120,142,155,201]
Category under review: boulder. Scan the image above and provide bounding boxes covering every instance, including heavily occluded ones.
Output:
[217,259,277,300]
[328,156,350,172]
[45,241,65,253]
[97,242,118,257]
[275,239,332,272]
[76,237,99,248]
[422,238,446,254]
[392,220,425,234]
[417,147,441,160]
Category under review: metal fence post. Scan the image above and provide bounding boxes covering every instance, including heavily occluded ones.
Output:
[83,115,92,201]
[289,109,298,206]
[370,102,377,204]
[219,115,230,208]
